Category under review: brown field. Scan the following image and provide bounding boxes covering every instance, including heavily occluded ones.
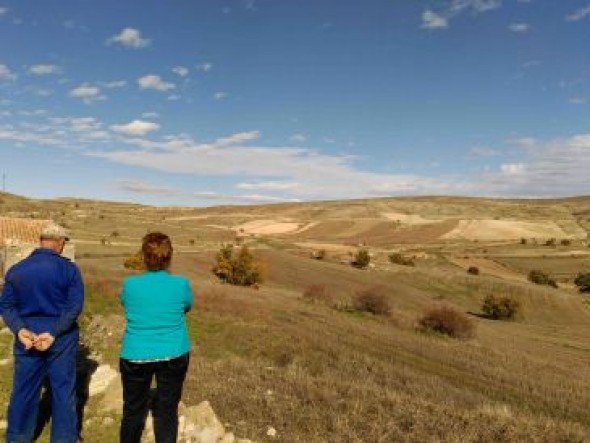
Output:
[1,192,590,442]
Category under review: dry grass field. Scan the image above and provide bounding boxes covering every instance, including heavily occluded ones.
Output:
[1,192,590,442]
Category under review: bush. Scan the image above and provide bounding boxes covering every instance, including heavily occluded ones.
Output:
[352,249,371,269]
[124,252,144,271]
[561,239,571,246]
[528,269,558,288]
[482,294,521,320]
[574,272,590,293]
[352,286,390,316]
[302,284,334,305]
[418,306,475,339]
[467,266,479,275]
[212,244,264,286]
[388,253,415,267]
[520,238,527,245]
[544,238,556,246]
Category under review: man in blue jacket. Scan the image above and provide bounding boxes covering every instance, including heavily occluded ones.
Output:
[0,223,84,443]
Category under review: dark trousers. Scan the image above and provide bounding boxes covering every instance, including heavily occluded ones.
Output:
[119,353,189,443]
[6,329,78,443]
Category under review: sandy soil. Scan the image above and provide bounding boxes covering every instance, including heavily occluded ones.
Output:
[381,212,433,225]
[235,219,302,235]
[441,219,579,241]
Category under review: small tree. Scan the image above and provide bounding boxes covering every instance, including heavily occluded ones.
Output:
[353,286,390,316]
[482,295,521,320]
[212,245,264,286]
[388,253,415,267]
[124,252,144,271]
[561,239,571,246]
[352,249,371,269]
[467,266,480,275]
[418,305,475,339]
[528,269,558,288]
[574,272,590,293]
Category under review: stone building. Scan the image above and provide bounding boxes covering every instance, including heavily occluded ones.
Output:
[0,217,75,280]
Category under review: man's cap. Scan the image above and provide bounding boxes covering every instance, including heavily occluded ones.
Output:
[40,223,70,241]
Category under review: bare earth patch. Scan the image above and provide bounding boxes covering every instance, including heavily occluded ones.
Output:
[441,219,581,241]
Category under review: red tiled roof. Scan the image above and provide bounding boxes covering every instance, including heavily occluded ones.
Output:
[0,217,52,245]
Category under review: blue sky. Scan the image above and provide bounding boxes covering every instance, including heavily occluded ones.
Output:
[0,0,589,206]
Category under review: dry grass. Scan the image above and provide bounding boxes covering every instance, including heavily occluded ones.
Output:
[2,192,590,442]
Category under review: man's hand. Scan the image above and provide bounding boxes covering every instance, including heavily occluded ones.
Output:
[33,332,55,351]
[17,328,36,350]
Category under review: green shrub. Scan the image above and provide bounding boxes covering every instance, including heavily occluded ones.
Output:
[482,294,521,320]
[528,269,558,288]
[574,272,590,293]
[467,266,479,275]
[388,253,415,267]
[124,252,144,271]
[212,244,264,286]
[352,249,371,269]
[418,305,475,339]
[352,286,390,316]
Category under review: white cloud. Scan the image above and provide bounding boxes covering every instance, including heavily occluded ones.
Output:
[500,163,526,175]
[290,134,307,143]
[194,191,300,203]
[237,181,300,191]
[118,180,179,195]
[566,5,590,21]
[110,120,160,136]
[172,66,189,77]
[68,84,105,103]
[421,0,501,30]
[569,97,586,105]
[29,64,60,75]
[107,27,151,48]
[137,74,175,92]
[0,7,8,16]
[196,62,213,72]
[0,64,16,81]
[214,92,228,100]
[101,80,127,89]
[421,10,449,29]
[216,131,260,147]
[509,23,530,33]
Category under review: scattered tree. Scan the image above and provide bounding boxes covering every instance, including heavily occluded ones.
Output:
[352,286,391,316]
[528,269,558,288]
[352,249,371,269]
[418,305,475,339]
[574,272,590,293]
[124,252,144,271]
[212,244,264,286]
[311,249,326,260]
[388,253,415,267]
[482,294,521,320]
[467,266,480,275]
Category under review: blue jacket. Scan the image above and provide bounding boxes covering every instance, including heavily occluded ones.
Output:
[0,248,84,339]
[120,270,192,360]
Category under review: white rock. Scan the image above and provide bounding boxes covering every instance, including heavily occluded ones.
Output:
[0,420,7,430]
[89,364,118,396]
[102,417,115,426]
[0,327,11,335]
[266,426,277,438]
[0,358,12,366]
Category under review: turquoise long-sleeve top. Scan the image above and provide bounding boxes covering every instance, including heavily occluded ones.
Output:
[120,270,193,360]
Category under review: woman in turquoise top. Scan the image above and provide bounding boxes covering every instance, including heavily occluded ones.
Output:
[119,232,193,443]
